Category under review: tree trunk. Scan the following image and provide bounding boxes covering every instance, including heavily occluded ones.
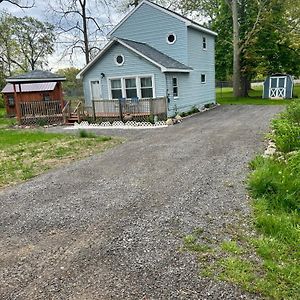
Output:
[81,0,90,64]
[231,0,242,97]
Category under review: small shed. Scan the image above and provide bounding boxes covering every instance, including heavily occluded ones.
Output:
[263,74,294,99]
[1,70,66,124]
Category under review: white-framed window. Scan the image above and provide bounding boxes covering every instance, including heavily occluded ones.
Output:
[115,54,125,66]
[201,74,206,84]
[108,75,155,99]
[110,79,122,99]
[125,78,138,98]
[140,77,153,98]
[202,37,207,50]
[167,33,177,45]
[90,80,101,100]
[172,77,178,97]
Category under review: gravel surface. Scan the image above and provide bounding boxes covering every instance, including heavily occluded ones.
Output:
[0,105,283,299]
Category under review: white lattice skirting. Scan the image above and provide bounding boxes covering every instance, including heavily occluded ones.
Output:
[64,120,168,130]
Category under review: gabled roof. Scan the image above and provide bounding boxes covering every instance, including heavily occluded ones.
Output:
[108,0,217,38]
[76,38,192,79]
[1,82,57,94]
[6,70,66,83]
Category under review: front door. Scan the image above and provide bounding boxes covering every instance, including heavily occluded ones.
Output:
[269,77,286,98]
[91,80,101,100]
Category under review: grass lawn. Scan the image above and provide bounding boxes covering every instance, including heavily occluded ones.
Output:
[0,129,120,189]
[0,108,16,128]
[217,84,300,105]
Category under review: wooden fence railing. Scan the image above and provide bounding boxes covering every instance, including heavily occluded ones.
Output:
[92,97,167,121]
[20,100,63,125]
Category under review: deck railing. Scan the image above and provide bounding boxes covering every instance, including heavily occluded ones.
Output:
[20,100,63,125]
[92,97,167,121]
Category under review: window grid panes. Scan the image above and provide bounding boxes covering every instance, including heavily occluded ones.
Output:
[140,77,153,98]
[111,79,122,99]
[203,37,207,50]
[125,78,137,98]
[172,77,178,97]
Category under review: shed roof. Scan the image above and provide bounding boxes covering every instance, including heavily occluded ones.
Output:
[1,82,57,93]
[76,37,192,79]
[6,70,66,83]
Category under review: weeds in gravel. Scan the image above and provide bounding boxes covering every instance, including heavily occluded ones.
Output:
[184,102,300,300]
[0,129,120,189]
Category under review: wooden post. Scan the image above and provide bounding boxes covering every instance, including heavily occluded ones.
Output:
[13,84,21,124]
[58,81,65,110]
[149,98,154,121]
[118,99,123,122]
[92,100,96,122]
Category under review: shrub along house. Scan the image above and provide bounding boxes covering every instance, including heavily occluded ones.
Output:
[76,0,217,120]
[1,70,66,124]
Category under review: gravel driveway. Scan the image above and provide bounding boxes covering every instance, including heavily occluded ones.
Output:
[0,105,282,300]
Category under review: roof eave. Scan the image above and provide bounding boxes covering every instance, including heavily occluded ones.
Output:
[162,68,192,73]
[6,78,66,83]
[187,22,218,36]
[76,39,115,79]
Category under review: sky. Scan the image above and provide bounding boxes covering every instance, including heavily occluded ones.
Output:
[0,0,124,71]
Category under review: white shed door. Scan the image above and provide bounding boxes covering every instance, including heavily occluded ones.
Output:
[91,80,101,100]
[269,77,286,98]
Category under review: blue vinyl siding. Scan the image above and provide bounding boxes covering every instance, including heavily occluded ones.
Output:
[82,43,166,107]
[111,3,188,65]
[166,28,215,115]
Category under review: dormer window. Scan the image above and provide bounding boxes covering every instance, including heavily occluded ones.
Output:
[167,33,176,45]
[203,37,207,50]
[115,54,124,66]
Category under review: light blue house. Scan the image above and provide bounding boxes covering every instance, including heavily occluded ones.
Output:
[77,0,217,118]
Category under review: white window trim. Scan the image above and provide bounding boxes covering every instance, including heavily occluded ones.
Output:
[89,78,102,101]
[202,36,207,51]
[172,77,179,98]
[166,33,177,45]
[107,74,156,100]
[201,74,206,84]
[115,54,125,66]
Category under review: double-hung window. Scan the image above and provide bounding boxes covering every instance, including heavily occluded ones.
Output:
[201,74,206,84]
[125,78,137,98]
[140,77,153,98]
[202,37,207,50]
[111,79,122,99]
[172,77,178,97]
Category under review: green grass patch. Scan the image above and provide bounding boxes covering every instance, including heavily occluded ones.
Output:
[0,129,120,189]
[217,84,300,105]
[0,108,16,128]
[184,101,300,299]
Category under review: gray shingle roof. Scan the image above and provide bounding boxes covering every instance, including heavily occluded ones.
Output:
[7,70,66,83]
[118,38,193,71]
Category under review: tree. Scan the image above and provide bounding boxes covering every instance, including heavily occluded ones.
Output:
[49,0,114,65]
[183,0,300,97]
[56,67,83,98]
[0,0,34,8]
[0,13,55,74]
